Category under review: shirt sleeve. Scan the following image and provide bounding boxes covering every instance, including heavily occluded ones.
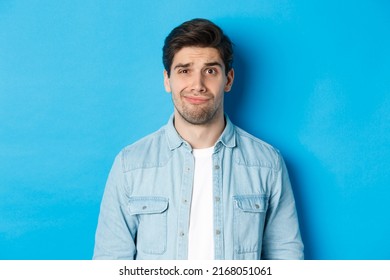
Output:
[261,153,304,260]
[93,153,137,259]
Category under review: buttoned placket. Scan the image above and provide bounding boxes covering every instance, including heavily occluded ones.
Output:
[212,143,224,259]
[176,143,195,259]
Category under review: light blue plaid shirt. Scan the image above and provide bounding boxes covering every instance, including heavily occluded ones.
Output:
[93,115,304,260]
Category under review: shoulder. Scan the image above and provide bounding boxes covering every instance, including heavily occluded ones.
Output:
[122,126,166,154]
[118,126,171,171]
[233,126,282,171]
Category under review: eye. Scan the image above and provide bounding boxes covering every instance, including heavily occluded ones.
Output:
[205,68,217,75]
[178,68,189,74]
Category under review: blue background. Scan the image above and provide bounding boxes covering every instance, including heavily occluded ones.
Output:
[1,0,389,260]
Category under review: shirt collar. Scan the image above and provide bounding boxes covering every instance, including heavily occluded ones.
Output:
[217,114,236,148]
[165,114,185,150]
[165,113,237,151]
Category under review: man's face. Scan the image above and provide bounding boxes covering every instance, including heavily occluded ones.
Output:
[164,47,234,125]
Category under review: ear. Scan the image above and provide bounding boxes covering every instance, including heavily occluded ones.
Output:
[163,70,171,93]
[224,68,234,92]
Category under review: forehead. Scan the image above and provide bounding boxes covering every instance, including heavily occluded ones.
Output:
[172,47,223,67]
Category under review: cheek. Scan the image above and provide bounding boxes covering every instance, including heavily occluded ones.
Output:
[172,80,189,94]
[171,89,182,104]
[209,80,227,95]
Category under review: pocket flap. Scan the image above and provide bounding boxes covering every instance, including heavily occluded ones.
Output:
[234,195,268,212]
[128,196,169,215]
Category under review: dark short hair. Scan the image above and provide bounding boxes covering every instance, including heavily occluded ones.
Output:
[163,18,233,77]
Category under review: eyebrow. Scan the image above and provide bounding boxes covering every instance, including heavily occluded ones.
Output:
[173,61,223,70]
[173,63,191,70]
[204,62,223,68]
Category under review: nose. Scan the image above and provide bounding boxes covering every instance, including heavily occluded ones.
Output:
[191,72,206,93]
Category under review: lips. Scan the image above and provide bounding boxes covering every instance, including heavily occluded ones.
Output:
[183,95,210,105]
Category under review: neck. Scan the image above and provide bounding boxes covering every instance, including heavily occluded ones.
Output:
[174,111,225,149]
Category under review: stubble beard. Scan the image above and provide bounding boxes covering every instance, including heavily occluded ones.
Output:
[173,94,221,125]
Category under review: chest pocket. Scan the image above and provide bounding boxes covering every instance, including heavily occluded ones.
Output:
[128,196,168,255]
[233,195,269,258]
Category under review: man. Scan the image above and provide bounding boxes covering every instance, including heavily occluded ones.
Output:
[93,18,304,260]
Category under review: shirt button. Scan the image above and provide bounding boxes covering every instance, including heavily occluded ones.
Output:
[179,232,185,237]
[214,165,220,170]
[255,204,260,209]
[215,197,220,202]
[142,206,147,210]
[182,199,188,204]
[216,229,221,235]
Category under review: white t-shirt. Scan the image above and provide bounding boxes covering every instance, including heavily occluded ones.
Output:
[187,146,215,260]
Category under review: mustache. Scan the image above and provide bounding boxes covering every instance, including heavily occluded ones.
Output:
[181,92,213,98]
